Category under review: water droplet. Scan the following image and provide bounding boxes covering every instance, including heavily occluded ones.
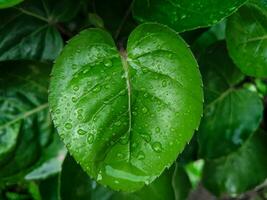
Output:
[114,180,119,184]
[162,80,167,87]
[55,109,60,114]
[114,121,121,126]
[140,133,151,142]
[181,14,186,19]
[72,97,78,103]
[142,107,148,113]
[155,127,160,133]
[73,86,79,91]
[152,142,162,153]
[93,86,101,93]
[144,93,148,98]
[137,151,145,160]
[77,114,83,121]
[77,129,86,135]
[66,143,71,148]
[132,111,137,116]
[104,84,110,89]
[104,59,113,67]
[65,123,72,129]
[117,153,123,158]
[119,135,128,145]
[87,134,94,144]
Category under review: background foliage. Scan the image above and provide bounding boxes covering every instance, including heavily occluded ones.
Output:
[0,0,267,199]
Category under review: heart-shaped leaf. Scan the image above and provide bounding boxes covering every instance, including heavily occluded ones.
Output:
[198,42,263,159]
[133,0,247,32]
[49,23,203,191]
[0,0,23,9]
[226,0,267,77]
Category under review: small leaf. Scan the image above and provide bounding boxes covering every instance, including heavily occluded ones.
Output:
[198,42,263,159]
[0,0,23,9]
[203,130,267,196]
[49,23,203,191]
[226,0,267,77]
[133,0,247,32]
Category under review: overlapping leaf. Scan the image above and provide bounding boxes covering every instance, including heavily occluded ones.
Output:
[198,42,263,159]
[133,0,247,32]
[203,130,267,196]
[49,23,203,191]
[0,61,61,183]
[0,0,23,9]
[0,0,83,61]
[226,0,267,77]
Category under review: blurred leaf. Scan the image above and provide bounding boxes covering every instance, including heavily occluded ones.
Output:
[226,0,267,77]
[185,160,204,189]
[39,175,59,200]
[133,0,247,32]
[198,42,263,159]
[0,0,23,9]
[0,61,52,183]
[172,163,192,200]
[88,13,104,28]
[202,130,267,196]
[0,0,84,61]
[25,133,66,180]
[60,154,176,200]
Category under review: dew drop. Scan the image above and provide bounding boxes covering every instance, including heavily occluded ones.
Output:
[93,86,101,93]
[55,109,60,114]
[77,129,86,135]
[137,151,145,160]
[72,97,78,103]
[162,80,167,87]
[114,121,121,127]
[73,86,79,91]
[64,123,72,129]
[152,142,162,153]
[87,134,94,144]
[117,153,123,158]
[140,133,151,142]
[97,173,102,181]
[104,59,113,67]
[142,107,148,113]
[155,127,160,133]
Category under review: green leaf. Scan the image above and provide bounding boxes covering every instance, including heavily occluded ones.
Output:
[39,175,59,200]
[226,0,267,77]
[0,0,82,61]
[0,61,52,183]
[0,0,23,9]
[49,23,203,191]
[172,163,192,200]
[198,42,263,159]
[60,154,176,200]
[202,130,267,196]
[133,0,247,32]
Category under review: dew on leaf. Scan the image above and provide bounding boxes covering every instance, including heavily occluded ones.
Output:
[64,122,73,129]
[71,97,78,103]
[140,133,151,142]
[152,142,163,153]
[73,86,79,91]
[142,107,148,113]
[77,129,86,135]
[155,127,160,133]
[104,59,113,67]
[137,151,145,160]
[87,134,94,144]
[162,80,167,87]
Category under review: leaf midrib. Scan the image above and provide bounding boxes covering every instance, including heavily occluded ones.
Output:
[120,50,132,162]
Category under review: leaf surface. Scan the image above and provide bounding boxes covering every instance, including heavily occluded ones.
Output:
[198,42,263,159]
[133,0,247,32]
[49,23,203,191]
[226,0,267,77]
[0,0,23,9]
[203,130,267,196]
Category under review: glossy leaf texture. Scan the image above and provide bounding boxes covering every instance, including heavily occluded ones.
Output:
[0,61,57,183]
[49,23,203,191]
[198,42,263,159]
[226,0,267,77]
[60,154,178,200]
[0,0,23,9]
[0,0,82,61]
[133,0,247,32]
[203,130,267,196]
